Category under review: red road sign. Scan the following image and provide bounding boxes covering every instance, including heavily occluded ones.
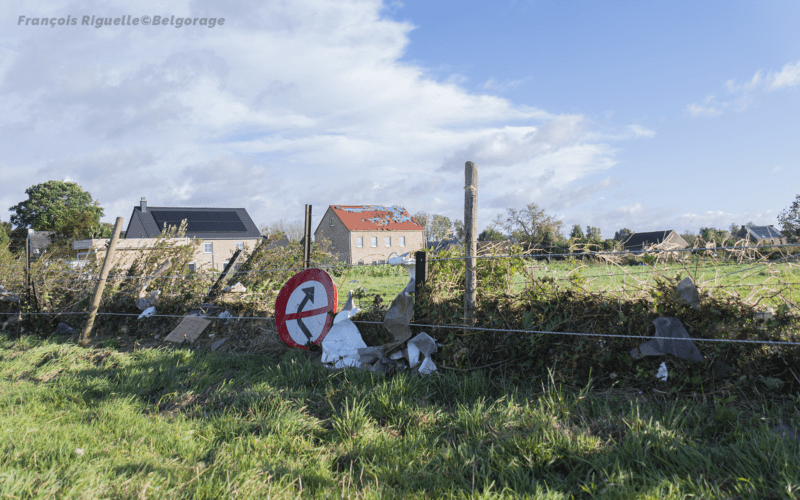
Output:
[275,268,338,349]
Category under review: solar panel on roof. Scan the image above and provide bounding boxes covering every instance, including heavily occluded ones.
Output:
[151,210,247,233]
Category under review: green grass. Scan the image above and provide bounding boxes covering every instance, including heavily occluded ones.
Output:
[1,334,798,498]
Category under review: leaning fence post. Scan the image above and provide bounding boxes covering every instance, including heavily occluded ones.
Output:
[303,204,312,268]
[80,217,123,346]
[464,161,478,332]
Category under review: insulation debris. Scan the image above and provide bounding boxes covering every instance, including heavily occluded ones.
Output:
[656,362,668,382]
[223,282,246,293]
[676,277,700,309]
[631,317,703,362]
[138,306,156,319]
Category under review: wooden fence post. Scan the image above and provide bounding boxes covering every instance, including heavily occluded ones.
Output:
[25,235,31,292]
[80,217,123,346]
[464,161,478,331]
[415,250,427,299]
[303,204,312,268]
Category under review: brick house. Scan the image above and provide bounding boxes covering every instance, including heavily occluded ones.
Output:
[314,205,424,264]
[622,230,689,251]
[74,197,262,271]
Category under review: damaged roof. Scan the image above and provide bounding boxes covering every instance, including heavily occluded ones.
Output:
[330,205,424,231]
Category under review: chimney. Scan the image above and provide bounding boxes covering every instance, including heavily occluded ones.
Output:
[140,197,147,213]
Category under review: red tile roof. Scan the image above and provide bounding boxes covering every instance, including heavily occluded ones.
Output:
[331,205,424,231]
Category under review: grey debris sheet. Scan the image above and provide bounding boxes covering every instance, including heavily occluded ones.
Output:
[676,277,700,309]
[631,317,704,362]
[321,291,367,369]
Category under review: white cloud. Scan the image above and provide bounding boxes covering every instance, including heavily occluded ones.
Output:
[766,60,800,90]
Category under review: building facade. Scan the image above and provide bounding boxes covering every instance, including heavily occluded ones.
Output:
[314,205,424,264]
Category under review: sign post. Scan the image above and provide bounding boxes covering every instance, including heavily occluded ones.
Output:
[275,268,337,348]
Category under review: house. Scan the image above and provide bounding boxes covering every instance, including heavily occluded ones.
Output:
[314,205,424,264]
[73,197,262,271]
[622,230,689,251]
[737,225,786,246]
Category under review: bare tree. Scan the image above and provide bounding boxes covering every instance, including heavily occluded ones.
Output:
[260,219,303,241]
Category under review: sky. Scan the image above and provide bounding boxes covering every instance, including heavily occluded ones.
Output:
[2,0,799,240]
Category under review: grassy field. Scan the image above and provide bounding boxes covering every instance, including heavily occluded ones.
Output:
[1,333,798,499]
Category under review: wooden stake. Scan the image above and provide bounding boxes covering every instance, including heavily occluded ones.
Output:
[303,204,312,268]
[80,217,123,346]
[464,161,478,331]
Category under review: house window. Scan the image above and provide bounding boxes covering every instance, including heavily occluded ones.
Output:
[223,260,230,269]
[399,236,406,247]
[371,237,377,247]
[385,236,391,247]
[330,218,334,226]
[188,262,196,272]
[204,242,213,254]
[356,237,363,248]
[236,242,244,250]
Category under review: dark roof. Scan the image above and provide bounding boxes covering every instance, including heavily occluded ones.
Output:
[128,206,261,240]
[623,230,681,248]
[744,226,783,240]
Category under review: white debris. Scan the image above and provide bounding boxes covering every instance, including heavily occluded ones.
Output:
[321,292,367,369]
[387,251,416,281]
[407,332,438,374]
[218,311,233,323]
[75,448,85,456]
[223,282,246,293]
[138,306,156,319]
[656,362,668,382]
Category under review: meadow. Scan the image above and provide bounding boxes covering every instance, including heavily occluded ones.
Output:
[1,333,798,499]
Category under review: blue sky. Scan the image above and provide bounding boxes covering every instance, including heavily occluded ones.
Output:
[1,0,799,239]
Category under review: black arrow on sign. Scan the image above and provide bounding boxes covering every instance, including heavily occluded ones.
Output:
[296,287,315,340]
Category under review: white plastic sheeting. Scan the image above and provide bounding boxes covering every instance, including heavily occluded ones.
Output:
[224,282,247,293]
[321,291,367,369]
[135,290,161,311]
[656,362,668,382]
[138,306,156,319]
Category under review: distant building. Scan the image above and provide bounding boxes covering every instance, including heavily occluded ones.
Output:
[622,230,689,251]
[314,205,424,264]
[73,197,262,271]
[737,225,786,246]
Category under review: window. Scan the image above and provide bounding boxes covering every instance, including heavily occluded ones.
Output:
[236,242,244,250]
[330,218,334,226]
[356,237,363,248]
[399,236,406,247]
[188,262,196,272]
[371,237,378,247]
[223,260,230,269]
[385,236,391,247]
[204,242,213,254]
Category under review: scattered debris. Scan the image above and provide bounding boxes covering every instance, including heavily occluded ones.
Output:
[138,306,156,319]
[55,323,76,335]
[676,277,700,309]
[223,282,247,294]
[137,259,171,299]
[211,338,228,351]
[321,292,367,369]
[74,448,85,457]
[135,290,161,311]
[630,317,704,362]
[407,332,438,375]
[165,316,212,344]
[0,285,20,303]
[387,251,416,294]
[186,303,220,317]
[656,362,668,382]
[381,290,414,354]
[218,311,233,324]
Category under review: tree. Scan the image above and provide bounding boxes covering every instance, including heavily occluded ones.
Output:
[569,224,584,239]
[478,228,505,241]
[0,221,11,249]
[680,231,698,246]
[614,228,633,241]
[453,219,465,242]
[495,202,563,246]
[428,214,453,241]
[699,227,730,244]
[260,219,303,241]
[9,181,104,231]
[585,226,601,240]
[779,195,800,241]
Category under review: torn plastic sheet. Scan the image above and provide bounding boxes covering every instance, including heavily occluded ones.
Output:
[631,317,704,362]
[676,277,700,309]
[407,332,438,375]
[135,290,161,311]
[138,306,156,319]
[383,290,414,348]
[656,362,668,382]
[0,286,20,303]
[321,291,367,369]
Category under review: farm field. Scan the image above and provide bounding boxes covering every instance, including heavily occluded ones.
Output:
[1,333,798,499]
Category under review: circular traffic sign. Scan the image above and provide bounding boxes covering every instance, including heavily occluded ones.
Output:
[275,268,338,349]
